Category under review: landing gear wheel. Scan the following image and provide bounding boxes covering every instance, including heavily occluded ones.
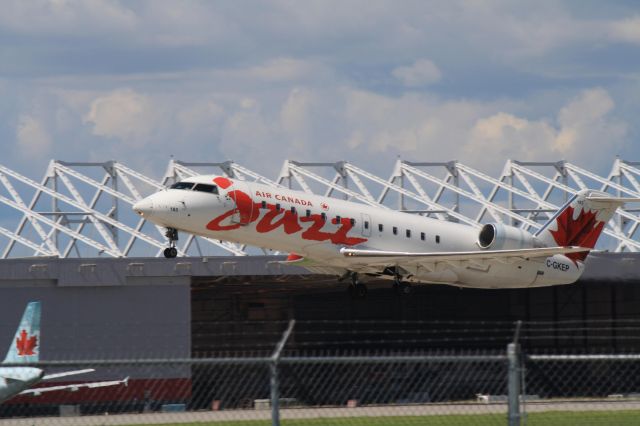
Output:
[163,227,179,258]
[163,247,178,259]
[355,283,368,298]
[348,273,367,299]
[393,276,411,296]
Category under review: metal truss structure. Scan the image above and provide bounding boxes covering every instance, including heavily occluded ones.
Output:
[1,158,640,258]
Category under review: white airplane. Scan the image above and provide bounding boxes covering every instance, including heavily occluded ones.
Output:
[0,302,128,403]
[133,175,632,297]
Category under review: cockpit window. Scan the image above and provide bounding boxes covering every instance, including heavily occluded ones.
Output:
[170,182,195,190]
[193,183,219,194]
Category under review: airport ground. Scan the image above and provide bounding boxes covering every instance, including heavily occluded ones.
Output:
[1,401,640,426]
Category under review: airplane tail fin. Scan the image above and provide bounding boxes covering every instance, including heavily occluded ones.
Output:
[3,302,40,364]
[535,190,628,261]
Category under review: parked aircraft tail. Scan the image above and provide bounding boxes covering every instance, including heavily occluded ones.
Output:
[3,302,40,364]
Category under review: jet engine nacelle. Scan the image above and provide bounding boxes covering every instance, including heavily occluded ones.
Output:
[477,223,540,250]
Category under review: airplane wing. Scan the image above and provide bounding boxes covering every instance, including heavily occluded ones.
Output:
[277,255,346,275]
[340,246,590,266]
[19,377,128,397]
[42,369,95,380]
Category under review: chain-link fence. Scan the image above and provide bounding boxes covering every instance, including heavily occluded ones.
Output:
[2,321,640,425]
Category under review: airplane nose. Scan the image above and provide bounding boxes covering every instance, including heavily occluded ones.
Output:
[133,198,154,217]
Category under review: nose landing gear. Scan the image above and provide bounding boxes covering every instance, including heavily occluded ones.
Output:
[163,228,178,259]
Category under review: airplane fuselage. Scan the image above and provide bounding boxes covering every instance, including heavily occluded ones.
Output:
[134,175,584,289]
[0,367,43,403]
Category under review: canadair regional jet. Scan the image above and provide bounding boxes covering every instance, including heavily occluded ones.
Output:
[133,175,632,297]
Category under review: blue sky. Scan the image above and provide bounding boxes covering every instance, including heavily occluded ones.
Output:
[1,0,640,179]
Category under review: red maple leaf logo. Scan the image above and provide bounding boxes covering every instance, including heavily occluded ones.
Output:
[16,329,38,356]
[549,205,604,263]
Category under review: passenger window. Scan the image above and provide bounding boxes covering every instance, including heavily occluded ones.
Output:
[436,235,440,243]
[261,201,267,209]
[406,229,411,238]
[291,206,296,214]
[276,203,281,211]
[420,232,425,241]
[393,226,398,235]
[364,221,369,229]
[378,224,384,232]
[306,209,311,217]
[193,184,218,194]
[336,215,341,222]
[350,218,355,226]
[321,212,326,221]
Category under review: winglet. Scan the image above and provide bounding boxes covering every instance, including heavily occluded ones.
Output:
[4,302,41,364]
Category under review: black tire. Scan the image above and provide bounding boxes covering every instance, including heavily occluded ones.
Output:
[394,282,411,296]
[169,247,178,258]
[348,283,356,298]
[163,248,172,258]
[355,283,368,298]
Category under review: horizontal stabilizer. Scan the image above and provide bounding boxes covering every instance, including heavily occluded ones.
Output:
[585,196,640,204]
[42,368,95,380]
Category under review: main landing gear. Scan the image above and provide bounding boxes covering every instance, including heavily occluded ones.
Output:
[342,270,412,299]
[393,273,412,296]
[348,273,368,299]
[163,227,178,259]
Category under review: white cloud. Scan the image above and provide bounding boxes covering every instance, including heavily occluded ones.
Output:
[342,89,492,159]
[0,0,136,36]
[84,89,159,144]
[463,88,626,170]
[16,115,52,157]
[392,59,442,87]
[280,87,314,149]
[608,16,640,45]
[554,88,626,157]
[466,113,557,169]
[246,58,320,82]
[177,99,224,135]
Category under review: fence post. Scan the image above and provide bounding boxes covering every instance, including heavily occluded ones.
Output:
[507,320,522,426]
[270,320,296,426]
[507,343,521,426]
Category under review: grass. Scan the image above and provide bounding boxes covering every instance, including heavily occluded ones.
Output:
[128,409,640,426]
